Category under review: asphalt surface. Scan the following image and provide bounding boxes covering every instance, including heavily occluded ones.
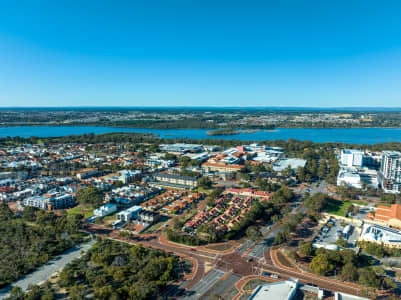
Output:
[182,269,226,299]
[248,227,278,259]
[200,273,241,300]
[0,240,95,299]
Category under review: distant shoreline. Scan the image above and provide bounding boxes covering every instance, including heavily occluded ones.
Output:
[1,124,401,129]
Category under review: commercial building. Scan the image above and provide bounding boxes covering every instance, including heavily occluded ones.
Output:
[359,223,401,249]
[379,151,401,193]
[340,149,364,167]
[337,170,362,189]
[272,158,307,172]
[249,279,298,300]
[159,143,202,153]
[202,162,244,174]
[334,292,368,300]
[365,204,401,229]
[94,203,118,217]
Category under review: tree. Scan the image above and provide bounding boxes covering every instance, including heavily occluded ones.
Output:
[179,156,191,168]
[274,231,288,245]
[304,193,329,213]
[246,226,262,241]
[76,187,104,207]
[8,286,24,300]
[69,284,86,300]
[358,268,380,288]
[197,177,212,189]
[310,254,334,275]
[300,242,314,256]
[288,250,300,262]
[340,263,358,281]
[336,237,347,248]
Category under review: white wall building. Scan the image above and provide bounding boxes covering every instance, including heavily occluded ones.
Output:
[337,170,362,189]
[116,205,142,222]
[249,279,298,300]
[340,149,364,167]
[94,203,118,217]
[360,223,401,249]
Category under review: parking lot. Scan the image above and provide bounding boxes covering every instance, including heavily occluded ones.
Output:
[314,218,358,247]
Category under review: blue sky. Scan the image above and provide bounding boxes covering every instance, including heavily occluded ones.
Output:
[1,0,401,107]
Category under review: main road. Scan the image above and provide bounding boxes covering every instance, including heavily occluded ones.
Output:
[0,240,95,300]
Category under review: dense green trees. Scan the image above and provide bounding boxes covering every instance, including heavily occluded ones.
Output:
[58,240,179,299]
[197,177,213,189]
[310,253,334,275]
[300,242,314,256]
[246,226,262,241]
[76,187,104,207]
[304,192,330,214]
[0,204,83,288]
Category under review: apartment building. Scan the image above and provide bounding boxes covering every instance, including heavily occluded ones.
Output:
[379,151,401,193]
[154,173,198,189]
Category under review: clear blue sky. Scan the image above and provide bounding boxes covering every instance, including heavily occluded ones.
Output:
[1,0,401,107]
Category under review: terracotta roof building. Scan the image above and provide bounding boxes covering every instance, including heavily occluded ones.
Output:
[366,204,401,229]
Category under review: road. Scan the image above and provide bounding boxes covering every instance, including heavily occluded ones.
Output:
[0,240,95,299]
[181,269,226,299]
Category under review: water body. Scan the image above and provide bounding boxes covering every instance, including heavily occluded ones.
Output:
[1,126,401,144]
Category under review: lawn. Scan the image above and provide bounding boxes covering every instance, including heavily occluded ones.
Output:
[326,199,353,217]
[67,205,94,218]
[326,199,367,216]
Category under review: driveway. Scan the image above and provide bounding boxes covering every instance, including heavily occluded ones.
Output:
[0,239,95,299]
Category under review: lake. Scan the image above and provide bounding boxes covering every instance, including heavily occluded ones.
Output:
[1,126,401,144]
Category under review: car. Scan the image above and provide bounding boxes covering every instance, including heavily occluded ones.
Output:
[270,274,279,279]
[190,248,197,252]
[262,272,270,276]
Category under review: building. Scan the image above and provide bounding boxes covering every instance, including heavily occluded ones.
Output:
[202,162,244,174]
[138,210,160,224]
[116,205,142,222]
[23,196,48,210]
[272,158,307,172]
[359,223,401,249]
[160,143,202,153]
[76,168,98,180]
[334,292,369,300]
[154,173,198,189]
[379,151,401,193]
[340,149,364,167]
[94,203,118,217]
[117,170,141,184]
[249,279,298,300]
[365,204,401,229]
[23,193,75,210]
[48,193,75,210]
[337,170,362,189]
